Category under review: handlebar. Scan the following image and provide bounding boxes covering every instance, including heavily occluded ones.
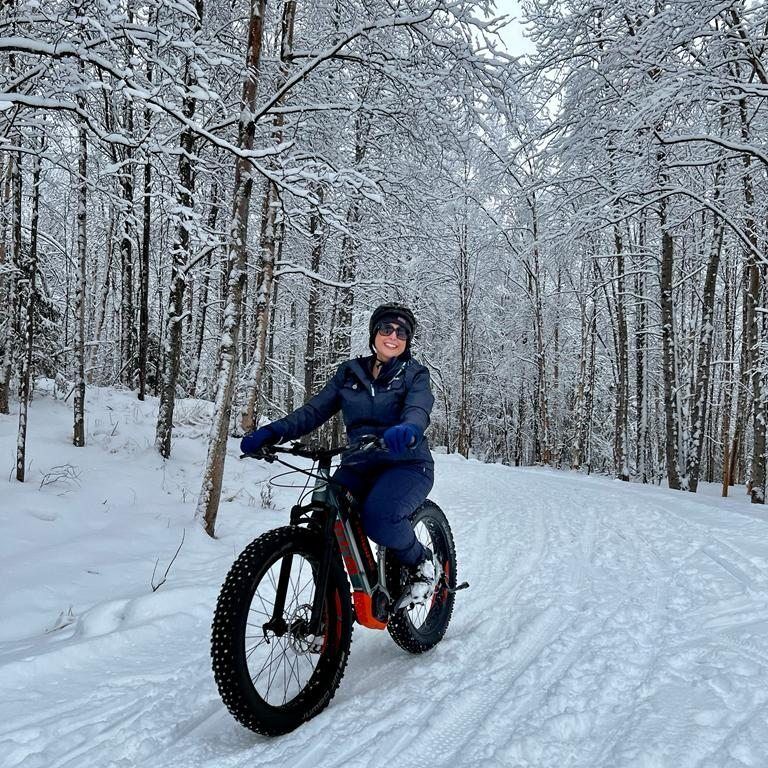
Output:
[241,435,385,463]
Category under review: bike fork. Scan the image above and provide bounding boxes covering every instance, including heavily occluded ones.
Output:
[262,551,294,638]
[306,512,336,636]
[265,514,335,638]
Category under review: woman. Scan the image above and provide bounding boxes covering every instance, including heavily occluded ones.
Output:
[240,302,437,607]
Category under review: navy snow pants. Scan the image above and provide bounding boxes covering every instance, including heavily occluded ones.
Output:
[332,461,434,566]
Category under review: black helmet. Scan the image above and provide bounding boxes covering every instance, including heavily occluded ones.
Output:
[369,302,416,352]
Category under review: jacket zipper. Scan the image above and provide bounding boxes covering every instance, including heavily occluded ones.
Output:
[365,360,406,398]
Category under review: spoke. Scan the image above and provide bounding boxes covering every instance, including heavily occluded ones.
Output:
[410,599,428,628]
[293,575,315,605]
[254,570,276,618]
[287,646,305,696]
[263,638,282,703]
[287,558,301,616]
[299,648,318,676]
[251,636,279,690]
[246,607,272,623]
[283,644,291,705]
[253,594,274,620]
[285,640,298,705]
[243,627,271,645]
[244,550,331,705]
[245,635,270,660]
[268,638,291,704]
[294,556,311,613]
[273,637,294,704]
[287,554,313,616]
[267,563,279,593]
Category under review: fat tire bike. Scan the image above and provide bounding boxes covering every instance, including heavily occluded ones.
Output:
[211,438,468,736]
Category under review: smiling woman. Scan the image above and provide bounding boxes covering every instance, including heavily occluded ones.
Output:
[240,302,440,608]
[370,305,412,374]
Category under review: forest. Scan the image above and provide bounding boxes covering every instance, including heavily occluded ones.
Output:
[2,0,767,535]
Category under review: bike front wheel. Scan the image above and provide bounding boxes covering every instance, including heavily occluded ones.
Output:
[211,526,352,736]
[385,500,458,654]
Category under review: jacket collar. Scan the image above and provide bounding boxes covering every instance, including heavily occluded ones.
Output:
[349,354,408,387]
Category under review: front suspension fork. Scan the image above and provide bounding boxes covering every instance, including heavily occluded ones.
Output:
[266,514,335,638]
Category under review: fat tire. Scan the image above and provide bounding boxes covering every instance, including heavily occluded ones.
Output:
[211,526,352,736]
[385,500,457,654]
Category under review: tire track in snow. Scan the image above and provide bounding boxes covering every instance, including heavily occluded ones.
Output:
[394,484,610,767]
[398,605,571,768]
[6,461,768,768]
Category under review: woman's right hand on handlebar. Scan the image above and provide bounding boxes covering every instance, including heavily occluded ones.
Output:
[240,425,281,457]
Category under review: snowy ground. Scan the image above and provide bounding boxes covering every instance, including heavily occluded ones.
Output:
[2,385,768,768]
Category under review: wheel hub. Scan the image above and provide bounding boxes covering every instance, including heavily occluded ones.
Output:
[262,616,288,640]
[287,604,324,654]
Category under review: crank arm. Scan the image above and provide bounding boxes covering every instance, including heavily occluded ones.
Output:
[446,581,470,593]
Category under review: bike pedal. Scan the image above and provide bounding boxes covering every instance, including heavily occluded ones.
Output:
[446,581,469,593]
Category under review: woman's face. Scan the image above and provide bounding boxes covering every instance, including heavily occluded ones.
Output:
[374,321,408,362]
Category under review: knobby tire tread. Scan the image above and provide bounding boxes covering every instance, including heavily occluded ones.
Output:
[211,526,352,736]
[386,500,457,654]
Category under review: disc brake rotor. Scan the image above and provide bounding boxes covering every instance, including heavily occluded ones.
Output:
[287,604,324,654]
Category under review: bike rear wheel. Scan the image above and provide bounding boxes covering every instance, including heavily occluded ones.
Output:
[385,500,457,654]
[211,526,352,735]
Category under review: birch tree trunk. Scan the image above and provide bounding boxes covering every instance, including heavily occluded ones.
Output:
[515,379,525,466]
[729,262,751,488]
[721,254,735,496]
[155,0,204,457]
[457,208,472,459]
[531,205,550,465]
[190,188,220,397]
[240,0,296,433]
[73,117,87,447]
[138,54,154,402]
[572,255,596,470]
[0,150,17,415]
[197,0,266,537]
[119,127,135,387]
[286,300,297,412]
[240,182,281,432]
[635,218,650,483]
[303,187,325,403]
[333,202,361,366]
[17,148,40,482]
[659,191,681,490]
[265,246,282,407]
[613,222,630,481]
[686,163,725,492]
[749,261,766,503]
[571,290,589,470]
[87,212,113,383]
[332,106,370,372]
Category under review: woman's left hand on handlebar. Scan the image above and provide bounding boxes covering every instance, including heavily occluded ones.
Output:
[382,423,419,455]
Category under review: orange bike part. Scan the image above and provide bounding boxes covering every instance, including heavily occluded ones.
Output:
[353,591,387,630]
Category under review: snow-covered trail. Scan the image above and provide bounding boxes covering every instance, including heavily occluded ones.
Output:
[3,392,768,767]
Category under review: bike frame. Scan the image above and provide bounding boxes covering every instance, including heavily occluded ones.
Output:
[257,442,393,634]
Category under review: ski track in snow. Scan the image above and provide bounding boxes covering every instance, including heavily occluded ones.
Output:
[3,392,768,767]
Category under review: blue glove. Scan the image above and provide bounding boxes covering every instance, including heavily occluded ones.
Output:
[382,423,420,455]
[240,425,281,455]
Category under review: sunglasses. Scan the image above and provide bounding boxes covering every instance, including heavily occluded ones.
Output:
[376,322,410,341]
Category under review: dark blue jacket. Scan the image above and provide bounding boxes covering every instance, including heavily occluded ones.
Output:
[270,353,434,465]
